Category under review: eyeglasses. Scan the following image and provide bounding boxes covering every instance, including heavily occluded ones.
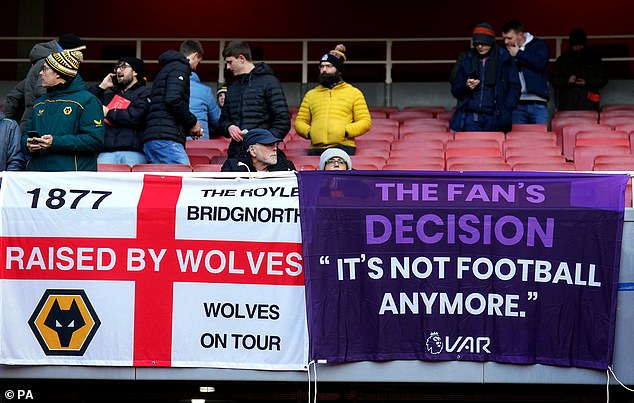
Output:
[326,158,347,166]
[41,64,51,72]
[115,63,131,71]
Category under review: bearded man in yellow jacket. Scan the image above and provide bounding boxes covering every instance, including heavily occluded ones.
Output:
[294,44,372,156]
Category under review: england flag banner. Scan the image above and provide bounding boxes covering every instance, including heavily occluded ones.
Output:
[297,171,627,370]
[0,172,308,370]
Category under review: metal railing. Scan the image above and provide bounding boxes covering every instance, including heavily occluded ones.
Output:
[2,35,634,85]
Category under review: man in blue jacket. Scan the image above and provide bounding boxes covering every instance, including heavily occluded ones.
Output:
[182,40,221,139]
[502,19,550,124]
[450,23,520,133]
[142,45,203,164]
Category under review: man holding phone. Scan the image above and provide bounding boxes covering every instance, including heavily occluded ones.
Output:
[22,46,104,171]
[450,23,520,132]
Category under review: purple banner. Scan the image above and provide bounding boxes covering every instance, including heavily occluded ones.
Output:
[297,171,628,370]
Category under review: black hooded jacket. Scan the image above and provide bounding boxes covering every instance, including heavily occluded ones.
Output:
[219,62,290,157]
[143,50,198,145]
[89,80,151,152]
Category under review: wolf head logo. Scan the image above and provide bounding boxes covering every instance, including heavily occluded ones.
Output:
[43,299,86,347]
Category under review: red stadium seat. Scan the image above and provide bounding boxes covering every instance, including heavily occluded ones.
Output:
[511,123,549,132]
[573,144,630,171]
[511,162,575,171]
[561,123,612,160]
[131,164,193,172]
[447,161,512,171]
[98,163,132,172]
[453,131,505,147]
[192,164,224,172]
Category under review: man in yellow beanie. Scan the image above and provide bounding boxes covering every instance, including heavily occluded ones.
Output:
[295,44,372,156]
[21,46,105,171]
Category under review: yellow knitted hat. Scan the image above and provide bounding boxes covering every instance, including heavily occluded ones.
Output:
[45,46,86,78]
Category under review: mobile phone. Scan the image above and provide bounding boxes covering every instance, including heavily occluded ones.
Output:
[27,130,39,138]
[468,70,479,80]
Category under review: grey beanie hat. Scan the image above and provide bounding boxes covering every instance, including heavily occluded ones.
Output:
[319,148,353,170]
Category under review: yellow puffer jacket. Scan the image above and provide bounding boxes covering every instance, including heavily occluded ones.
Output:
[294,82,371,150]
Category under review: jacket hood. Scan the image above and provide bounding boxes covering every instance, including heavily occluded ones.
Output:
[190,71,201,82]
[47,74,88,95]
[29,40,59,63]
[252,62,275,76]
[158,50,190,67]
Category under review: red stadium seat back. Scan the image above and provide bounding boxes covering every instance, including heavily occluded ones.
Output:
[453,131,505,147]
[553,110,599,120]
[561,123,612,159]
[131,164,193,172]
[192,164,224,172]
[506,154,567,167]
[98,163,132,172]
[383,161,445,171]
[511,123,549,132]
[511,162,576,171]
[389,110,435,122]
[573,145,630,171]
[400,130,453,144]
[402,106,447,117]
[447,161,512,171]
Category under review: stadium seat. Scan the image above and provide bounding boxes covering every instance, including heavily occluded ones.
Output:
[615,123,634,135]
[383,160,445,171]
[187,154,211,166]
[600,109,634,119]
[446,138,502,152]
[98,163,132,172]
[601,104,634,112]
[505,131,557,143]
[369,106,400,116]
[351,155,388,169]
[389,111,435,122]
[401,118,450,127]
[402,106,446,117]
[553,110,599,119]
[593,154,634,166]
[573,144,630,171]
[504,144,564,160]
[561,123,612,160]
[550,116,598,148]
[445,155,506,169]
[511,123,548,132]
[397,132,452,145]
[511,162,576,171]
[599,116,634,128]
[592,161,634,171]
[506,154,567,167]
[369,110,388,119]
[447,161,512,171]
[359,132,397,142]
[192,164,223,172]
[131,164,193,172]
[453,131,505,147]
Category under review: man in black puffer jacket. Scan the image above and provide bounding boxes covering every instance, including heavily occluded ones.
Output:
[143,49,203,164]
[219,41,290,158]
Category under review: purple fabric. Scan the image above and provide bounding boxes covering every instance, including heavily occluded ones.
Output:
[297,171,628,370]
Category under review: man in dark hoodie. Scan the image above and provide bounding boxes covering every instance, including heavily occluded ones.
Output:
[219,40,290,158]
[5,34,84,131]
[89,57,150,166]
[142,48,203,164]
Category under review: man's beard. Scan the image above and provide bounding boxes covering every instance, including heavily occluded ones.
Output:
[318,72,342,88]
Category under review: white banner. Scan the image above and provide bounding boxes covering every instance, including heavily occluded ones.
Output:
[0,172,308,370]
